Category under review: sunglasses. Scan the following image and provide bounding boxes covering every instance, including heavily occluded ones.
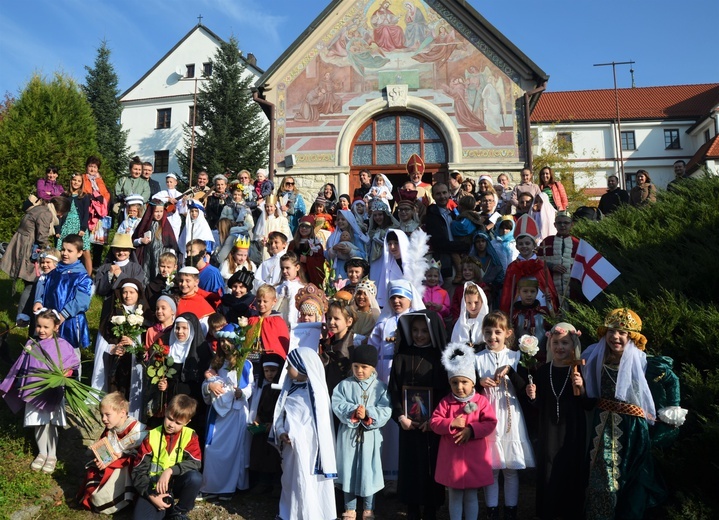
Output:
[285,182,295,186]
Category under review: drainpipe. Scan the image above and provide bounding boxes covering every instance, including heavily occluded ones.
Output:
[253,87,275,181]
[524,81,547,171]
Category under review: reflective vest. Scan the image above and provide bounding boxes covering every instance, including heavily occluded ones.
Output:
[147,426,194,478]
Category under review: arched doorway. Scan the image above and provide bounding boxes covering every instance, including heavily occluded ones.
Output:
[349,113,448,197]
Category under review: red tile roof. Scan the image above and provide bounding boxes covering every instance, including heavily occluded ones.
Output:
[531,83,719,123]
[686,134,719,174]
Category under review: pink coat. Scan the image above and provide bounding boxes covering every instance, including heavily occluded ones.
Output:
[422,285,450,318]
[430,391,497,489]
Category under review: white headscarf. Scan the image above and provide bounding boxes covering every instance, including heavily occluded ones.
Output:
[179,200,214,250]
[582,337,656,424]
[532,192,557,241]
[327,209,370,248]
[376,279,426,322]
[376,228,411,308]
[450,281,489,345]
[271,347,337,477]
[168,317,194,364]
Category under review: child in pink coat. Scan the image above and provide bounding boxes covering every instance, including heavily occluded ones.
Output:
[422,263,450,319]
[430,343,497,520]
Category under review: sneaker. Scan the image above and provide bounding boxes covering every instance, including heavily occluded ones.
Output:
[195,492,218,502]
[218,493,234,501]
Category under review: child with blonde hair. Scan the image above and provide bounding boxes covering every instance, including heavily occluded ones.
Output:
[77,392,146,513]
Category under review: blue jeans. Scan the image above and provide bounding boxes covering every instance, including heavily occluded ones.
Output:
[344,492,375,511]
[133,470,202,519]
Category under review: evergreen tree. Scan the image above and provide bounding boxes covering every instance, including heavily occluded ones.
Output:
[0,74,98,238]
[177,36,268,180]
[83,40,128,187]
[565,178,719,516]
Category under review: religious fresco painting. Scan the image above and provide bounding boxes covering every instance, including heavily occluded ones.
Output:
[274,0,524,167]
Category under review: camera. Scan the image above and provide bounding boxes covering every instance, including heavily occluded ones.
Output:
[162,494,174,505]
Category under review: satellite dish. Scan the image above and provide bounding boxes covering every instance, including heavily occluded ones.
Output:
[175,65,183,76]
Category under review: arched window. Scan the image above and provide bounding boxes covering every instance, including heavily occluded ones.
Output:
[349,113,447,195]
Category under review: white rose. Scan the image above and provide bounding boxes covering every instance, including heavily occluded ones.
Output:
[237,317,249,328]
[126,314,144,327]
[111,315,126,325]
[135,304,143,315]
[518,335,539,356]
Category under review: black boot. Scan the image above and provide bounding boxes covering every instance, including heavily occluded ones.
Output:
[504,505,517,520]
[423,505,437,520]
[487,506,500,520]
[407,504,421,520]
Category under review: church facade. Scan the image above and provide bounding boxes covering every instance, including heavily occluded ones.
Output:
[254,0,547,195]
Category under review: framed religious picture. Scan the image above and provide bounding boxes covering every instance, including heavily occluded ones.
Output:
[403,386,433,423]
[90,437,118,466]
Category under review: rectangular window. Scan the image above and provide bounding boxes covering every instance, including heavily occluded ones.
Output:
[705,129,711,143]
[203,62,212,77]
[620,131,636,151]
[664,129,681,149]
[185,64,195,78]
[625,173,636,190]
[188,106,203,126]
[156,108,171,129]
[557,132,573,153]
[154,151,169,173]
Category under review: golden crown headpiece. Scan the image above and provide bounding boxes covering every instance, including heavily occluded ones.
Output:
[603,308,642,333]
[235,235,251,249]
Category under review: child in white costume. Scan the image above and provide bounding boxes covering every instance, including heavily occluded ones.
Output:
[271,347,337,520]
[451,281,490,349]
[475,310,535,520]
[199,328,254,500]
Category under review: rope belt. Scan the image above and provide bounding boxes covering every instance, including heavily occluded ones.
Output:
[597,398,645,418]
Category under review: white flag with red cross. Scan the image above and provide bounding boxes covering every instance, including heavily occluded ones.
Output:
[570,240,620,301]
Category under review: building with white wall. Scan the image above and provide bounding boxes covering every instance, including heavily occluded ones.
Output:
[531,83,719,194]
[120,24,263,178]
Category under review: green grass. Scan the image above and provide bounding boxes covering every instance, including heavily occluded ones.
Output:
[0,271,104,519]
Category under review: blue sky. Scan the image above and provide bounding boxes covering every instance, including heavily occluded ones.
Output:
[1,0,717,97]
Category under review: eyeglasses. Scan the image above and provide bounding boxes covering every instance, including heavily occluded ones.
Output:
[398,207,412,212]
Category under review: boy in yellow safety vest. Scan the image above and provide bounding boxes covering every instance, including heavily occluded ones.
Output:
[131,394,202,519]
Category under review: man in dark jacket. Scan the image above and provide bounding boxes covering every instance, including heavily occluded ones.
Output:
[425,183,470,281]
[597,175,629,216]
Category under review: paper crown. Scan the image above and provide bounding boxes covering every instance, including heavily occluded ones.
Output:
[235,235,251,249]
[514,214,539,241]
[355,278,377,297]
[603,308,642,334]
[427,258,441,271]
[406,153,425,176]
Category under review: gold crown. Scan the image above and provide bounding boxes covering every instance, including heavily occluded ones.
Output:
[604,308,642,333]
[235,236,251,249]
